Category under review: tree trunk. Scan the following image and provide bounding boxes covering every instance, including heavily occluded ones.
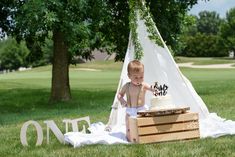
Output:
[233,50,235,59]
[50,30,71,101]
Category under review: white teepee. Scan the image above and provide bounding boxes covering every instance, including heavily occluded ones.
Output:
[64,3,235,147]
[106,6,235,138]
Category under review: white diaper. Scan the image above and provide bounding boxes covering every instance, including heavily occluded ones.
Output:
[126,104,149,117]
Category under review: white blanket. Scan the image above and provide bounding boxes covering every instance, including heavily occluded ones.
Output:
[64,122,128,148]
[200,113,235,138]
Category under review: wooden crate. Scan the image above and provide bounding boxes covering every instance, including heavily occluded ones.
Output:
[128,112,200,144]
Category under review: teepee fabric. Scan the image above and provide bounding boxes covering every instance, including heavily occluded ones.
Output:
[106,12,235,138]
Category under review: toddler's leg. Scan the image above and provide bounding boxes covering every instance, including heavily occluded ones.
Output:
[126,114,131,141]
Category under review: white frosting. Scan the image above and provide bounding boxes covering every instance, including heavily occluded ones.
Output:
[150,95,175,110]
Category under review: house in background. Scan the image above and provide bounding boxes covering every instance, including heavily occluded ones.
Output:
[91,50,116,61]
[75,50,116,63]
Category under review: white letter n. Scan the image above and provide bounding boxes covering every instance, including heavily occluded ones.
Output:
[44,120,65,144]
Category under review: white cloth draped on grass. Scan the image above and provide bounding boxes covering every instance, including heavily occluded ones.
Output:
[64,122,128,147]
[64,10,235,148]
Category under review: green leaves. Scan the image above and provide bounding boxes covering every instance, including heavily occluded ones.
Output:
[129,0,143,60]
[179,7,235,57]
[182,33,227,57]
[44,11,58,27]
[1,0,204,62]
[197,11,222,35]
[6,0,114,63]
[0,38,29,70]
[139,3,164,48]
[220,8,235,53]
[129,0,164,60]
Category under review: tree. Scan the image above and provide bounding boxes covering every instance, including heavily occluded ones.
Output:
[175,14,197,55]
[0,38,29,70]
[40,35,53,66]
[182,33,227,57]
[102,0,200,61]
[197,11,222,35]
[0,0,15,38]
[220,8,235,58]
[146,0,199,51]
[179,10,228,57]
[101,1,130,61]
[6,0,111,101]
[1,0,202,102]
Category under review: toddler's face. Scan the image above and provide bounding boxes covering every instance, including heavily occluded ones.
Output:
[128,72,144,86]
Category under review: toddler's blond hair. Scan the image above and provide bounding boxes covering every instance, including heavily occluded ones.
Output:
[127,60,144,74]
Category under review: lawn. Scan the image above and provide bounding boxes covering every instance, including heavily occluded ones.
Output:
[175,56,235,65]
[0,60,235,157]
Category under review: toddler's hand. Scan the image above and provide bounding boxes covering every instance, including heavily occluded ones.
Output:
[120,99,127,107]
[121,103,127,108]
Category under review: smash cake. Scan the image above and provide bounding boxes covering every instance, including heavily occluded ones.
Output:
[150,95,175,110]
[150,82,176,110]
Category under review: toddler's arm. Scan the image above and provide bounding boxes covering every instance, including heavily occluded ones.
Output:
[117,84,128,107]
[144,83,158,96]
[118,93,127,107]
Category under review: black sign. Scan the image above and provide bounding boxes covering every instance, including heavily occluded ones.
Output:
[152,82,168,96]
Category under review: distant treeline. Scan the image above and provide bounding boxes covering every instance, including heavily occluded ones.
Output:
[176,9,235,57]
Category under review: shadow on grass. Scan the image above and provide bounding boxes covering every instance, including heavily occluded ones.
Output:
[0,88,115,125]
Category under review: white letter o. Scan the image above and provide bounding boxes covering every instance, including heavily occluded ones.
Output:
[20,120,43,146]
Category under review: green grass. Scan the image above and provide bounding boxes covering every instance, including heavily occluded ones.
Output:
[70,60,123,70]
[175,56,235,65]
[0,60,235,157]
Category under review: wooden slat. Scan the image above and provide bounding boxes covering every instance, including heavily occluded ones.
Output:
[138,121,199,135]
[138,107,190,117]
[139,130,200,144]
[137,112,198,126]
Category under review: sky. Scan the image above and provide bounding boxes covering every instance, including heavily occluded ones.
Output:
[189,0,235,18]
